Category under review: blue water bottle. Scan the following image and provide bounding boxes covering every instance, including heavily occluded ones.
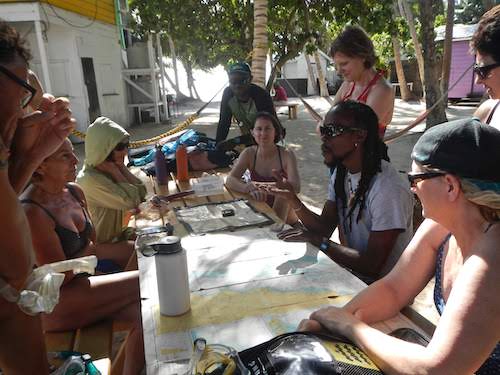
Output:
[154,144,169,185]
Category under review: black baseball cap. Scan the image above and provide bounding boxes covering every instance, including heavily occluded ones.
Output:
[411,118,500,182]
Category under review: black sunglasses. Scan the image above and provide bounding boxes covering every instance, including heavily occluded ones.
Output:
[319,123,363,138]
[0,65,37,108]
[115,141,129,151]
[407,171,446,187]
[473,62,500,80]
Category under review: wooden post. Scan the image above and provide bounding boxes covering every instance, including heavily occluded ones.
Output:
[147,34,160,123]
[156,33,169,121]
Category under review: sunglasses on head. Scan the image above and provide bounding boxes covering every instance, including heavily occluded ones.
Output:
[0,65,37,108]
[114,141,129,151]
[319,123,363,138]
[473,62,500,80]
[407,171,446,187]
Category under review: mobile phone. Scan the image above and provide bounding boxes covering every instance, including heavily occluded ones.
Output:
[222,208,235,217]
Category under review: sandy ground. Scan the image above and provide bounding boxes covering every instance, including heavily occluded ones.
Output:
[74,96,477,328]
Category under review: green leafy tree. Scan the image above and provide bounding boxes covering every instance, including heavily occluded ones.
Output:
[455,0,487,24]
[129,0,253,98]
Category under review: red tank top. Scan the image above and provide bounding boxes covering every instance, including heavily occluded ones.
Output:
[341,70,387,138]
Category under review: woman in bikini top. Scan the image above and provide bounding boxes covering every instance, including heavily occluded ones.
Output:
[330,25,394,138]
[226,112,300,223]
[19,139,145,373]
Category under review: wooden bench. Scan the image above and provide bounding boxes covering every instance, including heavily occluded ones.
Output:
[274,101,299,120]
[45,320,126,375]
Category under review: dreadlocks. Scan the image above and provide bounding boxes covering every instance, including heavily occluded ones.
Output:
[332,101,389,232]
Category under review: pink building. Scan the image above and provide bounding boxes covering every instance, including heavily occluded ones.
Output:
[436,24,485,100]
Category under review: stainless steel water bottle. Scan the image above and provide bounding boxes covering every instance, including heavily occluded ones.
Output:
[154,236,190,316]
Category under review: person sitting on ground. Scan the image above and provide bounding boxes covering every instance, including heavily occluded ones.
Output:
[216,62,277,150]
[0,20,74,373]
[22,139,145,375]
[471,5,500,130]
[226,112,300,223]
[269,101,413,283]
[273,81,288,102]
[77,116,146,244]
[298,118,500,375]
[330,25,394,138]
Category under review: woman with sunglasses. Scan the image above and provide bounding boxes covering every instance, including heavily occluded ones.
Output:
[471,5,500,130]
[0,20,77,373]
[299,118,500,374]
[330,25,394,138]
[21,138,145,374]
[226,111,300,223]
[77,116,146,244]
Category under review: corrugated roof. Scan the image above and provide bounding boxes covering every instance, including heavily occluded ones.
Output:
[435,23,478,41]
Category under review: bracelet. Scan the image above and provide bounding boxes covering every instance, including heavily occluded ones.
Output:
[319,237,330,252]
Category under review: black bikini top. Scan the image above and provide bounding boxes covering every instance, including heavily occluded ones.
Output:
[21,185,93,259]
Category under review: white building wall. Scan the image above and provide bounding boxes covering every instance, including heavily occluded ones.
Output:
[1,3,128,133]
[281,53,330,95]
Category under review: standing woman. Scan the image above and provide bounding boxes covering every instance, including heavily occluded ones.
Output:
[226,112,300,223]
[330,25,394,138]
[471,5,500,130]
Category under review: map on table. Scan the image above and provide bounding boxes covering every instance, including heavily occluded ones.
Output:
[174,199,274,234]
[140,227,368,367]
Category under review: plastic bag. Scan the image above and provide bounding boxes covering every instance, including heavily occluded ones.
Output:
[0,256,97,315]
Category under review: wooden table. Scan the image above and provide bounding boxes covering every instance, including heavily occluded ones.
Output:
[134,171,428,375]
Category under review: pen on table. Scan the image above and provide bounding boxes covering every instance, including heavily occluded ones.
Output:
[149,175,166,227]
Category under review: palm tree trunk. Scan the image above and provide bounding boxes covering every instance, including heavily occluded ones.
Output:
[399,0,425,90]
[167,35,181,98]
[419,0,448,127]
[251,0,268,88]
[392,1,411,101]
[392,36,412,101]
[314,51,329,97]
[440,0,454,105]
[304,53,317,94]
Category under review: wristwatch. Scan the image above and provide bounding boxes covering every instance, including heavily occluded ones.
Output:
[319,237,330,252]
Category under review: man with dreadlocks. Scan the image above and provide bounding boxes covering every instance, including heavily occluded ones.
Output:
[270,101,413,282]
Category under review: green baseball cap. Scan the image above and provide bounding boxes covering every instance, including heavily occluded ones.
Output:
[228,61,251,76]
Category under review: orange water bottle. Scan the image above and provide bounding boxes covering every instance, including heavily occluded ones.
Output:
[176,145,189,182]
